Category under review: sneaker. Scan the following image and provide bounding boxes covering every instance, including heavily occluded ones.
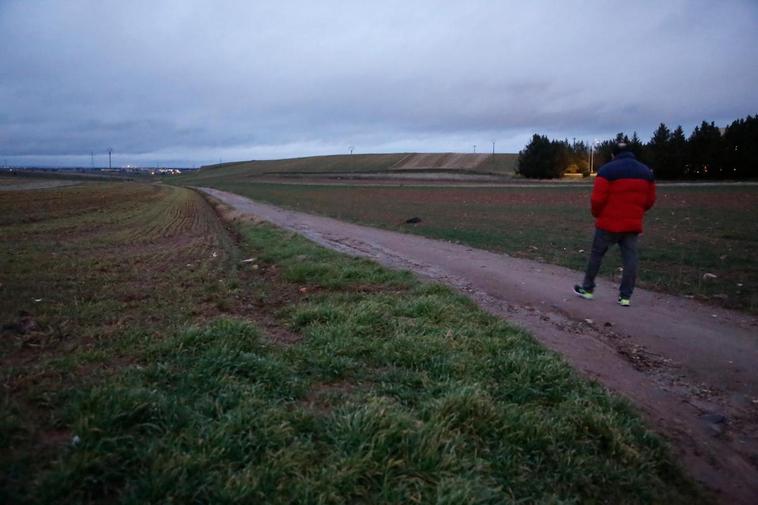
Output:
[618,296,631,307]
[573,285,593,300]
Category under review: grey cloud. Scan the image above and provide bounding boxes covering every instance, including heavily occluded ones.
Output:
[1,0,757,166]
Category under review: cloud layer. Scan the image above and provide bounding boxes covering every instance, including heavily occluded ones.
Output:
[2,0,757,166]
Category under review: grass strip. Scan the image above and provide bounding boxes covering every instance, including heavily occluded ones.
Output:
[7,214,706,504]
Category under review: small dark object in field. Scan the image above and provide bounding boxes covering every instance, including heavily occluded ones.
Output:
[2,311,38,334]
[700,412,727,437]
[701,412,727,425]
[405,217,422,224]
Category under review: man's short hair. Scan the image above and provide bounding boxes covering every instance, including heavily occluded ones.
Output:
[612,142,629,156]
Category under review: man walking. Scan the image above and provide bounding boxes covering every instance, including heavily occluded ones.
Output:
[574,142,656,306]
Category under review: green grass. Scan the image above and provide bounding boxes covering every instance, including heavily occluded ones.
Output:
[1,183,708,503]
[189,181,758,313]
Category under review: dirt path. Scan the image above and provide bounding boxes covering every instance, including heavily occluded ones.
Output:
[201,187,758,504]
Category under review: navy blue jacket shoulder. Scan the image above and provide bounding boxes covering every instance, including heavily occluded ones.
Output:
[597,152,654,182]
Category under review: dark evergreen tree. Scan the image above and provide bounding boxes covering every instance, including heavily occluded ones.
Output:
[553,140,570,177]
[516,113,756,181]
[741,114,758,178]
[688,121,724,179]
[723,117,742,177]
[629,131,646,161]
[591,133,645,173]
[747,115,758,178]
[567,140,590,175]
[580,145,591,175]
[517,134,566,179]
[647,123,673,178]
[593,139,615,169]
[670,125,688,179]
[723,115,758,178]
[614,132,630,144]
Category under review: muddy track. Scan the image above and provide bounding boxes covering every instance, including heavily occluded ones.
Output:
[200,187,758,504]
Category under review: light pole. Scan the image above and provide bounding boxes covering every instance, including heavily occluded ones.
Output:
[491,139,495,156]
[473,145,477,153]
[107,148,113,170]
[589,139,598,175]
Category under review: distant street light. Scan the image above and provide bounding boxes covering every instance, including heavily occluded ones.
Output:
[107,147,113,170]
[491,140,495,156]
[473,145,477,153]
[348,145,354,155]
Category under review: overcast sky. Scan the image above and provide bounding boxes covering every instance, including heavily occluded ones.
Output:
[1,0,757,167]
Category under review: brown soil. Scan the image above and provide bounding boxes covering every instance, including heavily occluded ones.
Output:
[391,152,491,170]
[201,187,758,505]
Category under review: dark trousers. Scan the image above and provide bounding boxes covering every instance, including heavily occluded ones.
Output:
[582,228,639,299]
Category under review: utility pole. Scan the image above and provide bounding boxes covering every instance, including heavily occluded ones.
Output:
[107,148,113,170]
[491,140,495,156]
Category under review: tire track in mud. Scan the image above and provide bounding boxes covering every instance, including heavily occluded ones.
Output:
[200,187,758,504]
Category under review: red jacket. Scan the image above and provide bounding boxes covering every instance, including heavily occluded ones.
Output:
[591,152,656,233]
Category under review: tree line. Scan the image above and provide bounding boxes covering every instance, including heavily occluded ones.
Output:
[517,114,758,179]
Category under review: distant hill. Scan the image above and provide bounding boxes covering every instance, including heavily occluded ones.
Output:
[177,153,518,185]
[392,153,491,170]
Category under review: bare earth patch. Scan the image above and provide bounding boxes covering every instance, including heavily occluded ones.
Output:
[201,187,758,505]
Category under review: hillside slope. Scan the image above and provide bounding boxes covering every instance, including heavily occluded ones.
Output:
[391,152,491,170]
[177,153,519,186]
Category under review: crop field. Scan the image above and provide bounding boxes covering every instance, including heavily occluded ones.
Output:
[188,153,519,184]
[0,176,28,185]
[0,176,37,187]
[190,180,758,313]
[0,182,706,503]
[1,183,242,502]
[0,183,236,331]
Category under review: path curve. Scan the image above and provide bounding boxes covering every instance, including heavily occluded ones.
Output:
[201,187,758,504]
